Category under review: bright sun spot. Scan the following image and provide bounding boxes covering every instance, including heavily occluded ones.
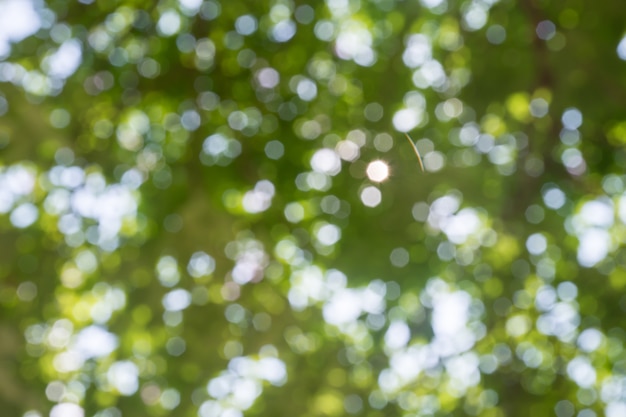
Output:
[366,160,390,182]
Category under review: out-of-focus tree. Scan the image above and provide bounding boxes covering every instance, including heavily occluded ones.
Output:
[1,0,626,416]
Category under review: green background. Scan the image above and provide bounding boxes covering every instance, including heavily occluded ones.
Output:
[1,0,626,416]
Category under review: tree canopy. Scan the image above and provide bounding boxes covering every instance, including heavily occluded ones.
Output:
[2,0,626,416]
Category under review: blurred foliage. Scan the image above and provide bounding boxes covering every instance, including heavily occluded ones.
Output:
[1,0,626,417]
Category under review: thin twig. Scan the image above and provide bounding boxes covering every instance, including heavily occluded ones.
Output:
[404,133,424,172]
